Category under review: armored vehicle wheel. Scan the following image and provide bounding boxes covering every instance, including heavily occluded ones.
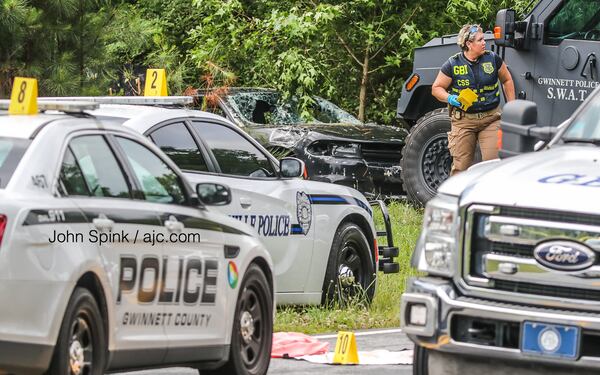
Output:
[322,222,376,305]
[207,264,273,375]
[401,108,452,206]
[48,287,106,375]
[413,344,429,375]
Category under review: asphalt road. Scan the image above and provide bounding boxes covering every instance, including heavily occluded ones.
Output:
[114,328,414,375]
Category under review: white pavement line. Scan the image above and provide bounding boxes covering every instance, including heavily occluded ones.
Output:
[312,328,403,339]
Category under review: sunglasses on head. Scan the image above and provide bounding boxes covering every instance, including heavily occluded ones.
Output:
[466,25,479,43]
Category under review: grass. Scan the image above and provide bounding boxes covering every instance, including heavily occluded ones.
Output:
[274,200,423,334]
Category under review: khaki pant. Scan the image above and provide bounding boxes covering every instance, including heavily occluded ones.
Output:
[448,108,501,176]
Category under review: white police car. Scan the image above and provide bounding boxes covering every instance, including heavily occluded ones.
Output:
[52,96,399,305]
[0,100,273,375]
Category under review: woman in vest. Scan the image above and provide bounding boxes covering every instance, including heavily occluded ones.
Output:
[432,24,515,176]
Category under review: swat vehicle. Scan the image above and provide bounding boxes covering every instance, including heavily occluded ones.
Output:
[400,83,600,373]
[397,0,599,205]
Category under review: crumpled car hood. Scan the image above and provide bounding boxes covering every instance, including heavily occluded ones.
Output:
[256,123,406,144]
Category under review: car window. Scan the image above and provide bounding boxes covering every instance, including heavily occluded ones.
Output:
[116,137,186,204]
[190,121,276,177]
[546,0,600,44]
[60,147,90,196]
[68,135,130,198]
[0,137,30,189]
[149,122,208,172]
[562,94,600,140]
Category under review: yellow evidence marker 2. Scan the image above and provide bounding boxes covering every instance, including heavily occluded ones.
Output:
[9,77,38,115]
[144,69,168,96]
[332,331,359,365]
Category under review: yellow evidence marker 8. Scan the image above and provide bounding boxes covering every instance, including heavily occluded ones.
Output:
[332,331,359,365]
[9,77,38,115]
[144,69,168,96]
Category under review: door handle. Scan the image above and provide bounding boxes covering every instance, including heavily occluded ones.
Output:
[93,215,114,231]
[239,197,252,208]
[164,215,184,232]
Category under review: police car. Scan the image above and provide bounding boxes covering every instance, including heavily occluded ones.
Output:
[0,98,273,375]
[44,96,399,305]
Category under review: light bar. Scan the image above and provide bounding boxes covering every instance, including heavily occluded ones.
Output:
[0,100,99,113]
[38,96,194,106]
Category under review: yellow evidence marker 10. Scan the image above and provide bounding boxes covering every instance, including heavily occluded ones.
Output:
[144,69,168,96]
[332,331,359,365]
[9,77,38,115]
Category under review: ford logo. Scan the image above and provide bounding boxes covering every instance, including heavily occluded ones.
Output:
[533,240,596,271]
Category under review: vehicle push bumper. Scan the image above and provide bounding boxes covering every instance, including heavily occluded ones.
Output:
[401,277,600,370]
[369,200,399,274]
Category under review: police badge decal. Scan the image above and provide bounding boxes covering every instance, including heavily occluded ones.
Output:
[296,191,312,235]
[482,62,494,74]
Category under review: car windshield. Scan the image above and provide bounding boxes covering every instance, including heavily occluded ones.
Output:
[0,137,31,188]
[224,91,362,126]
[561,92,600,143]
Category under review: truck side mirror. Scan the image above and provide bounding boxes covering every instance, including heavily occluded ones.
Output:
[495,9,535,50]
[280,157,306,178]
[494,9,516,47]
[499,100,558,158]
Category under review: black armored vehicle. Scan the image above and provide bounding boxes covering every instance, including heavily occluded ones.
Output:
[397,0,599,205]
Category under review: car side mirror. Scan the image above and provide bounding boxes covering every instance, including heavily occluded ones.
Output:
[499,100,558,158]
[196,183,231,205]
[280,157,305,178]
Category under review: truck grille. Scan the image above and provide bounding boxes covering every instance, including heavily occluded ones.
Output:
[360,143,401,164]
[463,205,600,305]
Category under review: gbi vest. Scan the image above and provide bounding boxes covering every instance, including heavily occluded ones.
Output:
[447,51,500,113]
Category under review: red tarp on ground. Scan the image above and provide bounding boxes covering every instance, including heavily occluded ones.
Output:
[271,332,330,358]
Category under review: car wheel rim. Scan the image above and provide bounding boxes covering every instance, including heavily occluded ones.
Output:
[337,240,366,293]
[420,134,451,195]
[238,287,264,369]
[69,315,93,375]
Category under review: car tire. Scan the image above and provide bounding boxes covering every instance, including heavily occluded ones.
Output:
[413,344,429,375]
[321,222,376,305]
[401,108,452,206]
[208,264,272,375]
[47,287,106,375]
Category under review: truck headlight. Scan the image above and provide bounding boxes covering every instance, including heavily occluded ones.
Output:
[413,194,459,277]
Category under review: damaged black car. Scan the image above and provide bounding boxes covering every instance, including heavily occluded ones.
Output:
[194,88,407,197]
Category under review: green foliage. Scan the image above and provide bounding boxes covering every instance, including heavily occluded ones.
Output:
[0,0,535,122]
[446,0,533,28]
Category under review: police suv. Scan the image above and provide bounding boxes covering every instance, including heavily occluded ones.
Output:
[402,86,600,374]
[0,100,273,375]
[60,97,397,306]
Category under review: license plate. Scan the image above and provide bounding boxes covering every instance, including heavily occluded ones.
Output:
[521,321,580,359]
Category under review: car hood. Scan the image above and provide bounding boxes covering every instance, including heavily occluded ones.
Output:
[251,123,406,146]
[439,145,600,215]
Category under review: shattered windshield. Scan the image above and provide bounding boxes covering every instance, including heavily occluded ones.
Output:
[224,91,362,126]
[561,92,600,143]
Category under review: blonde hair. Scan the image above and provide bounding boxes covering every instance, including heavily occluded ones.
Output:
[457,24,482,51]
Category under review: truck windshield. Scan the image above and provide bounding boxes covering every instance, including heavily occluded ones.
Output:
[561,95,600,143]
[0,138,30,188]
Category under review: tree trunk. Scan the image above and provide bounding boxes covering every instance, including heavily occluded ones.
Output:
[358,51,369,122]
[79,0,85,91]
